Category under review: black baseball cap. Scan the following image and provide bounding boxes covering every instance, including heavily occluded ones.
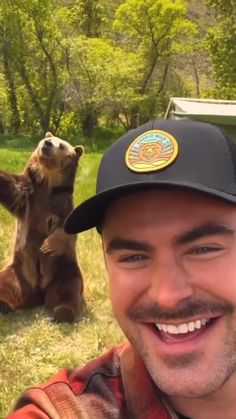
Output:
[64,119,236,234]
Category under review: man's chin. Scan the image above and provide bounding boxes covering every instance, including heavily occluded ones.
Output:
[156,382,215,399]
[147,361,225,399]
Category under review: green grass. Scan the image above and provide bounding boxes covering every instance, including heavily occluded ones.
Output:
[0,145,124,417]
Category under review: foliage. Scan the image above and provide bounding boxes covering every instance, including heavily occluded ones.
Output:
[0,0,67,133]
[114,0,197,53]
[68,0,105,37]
[113,0,198,120]
[62,36,143,134]
[204,0,236,98]
[0,0,234,137]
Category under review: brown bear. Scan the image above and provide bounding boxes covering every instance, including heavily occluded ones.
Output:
[0,132,84,322]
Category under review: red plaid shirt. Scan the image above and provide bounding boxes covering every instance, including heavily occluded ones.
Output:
[7,341,179,418]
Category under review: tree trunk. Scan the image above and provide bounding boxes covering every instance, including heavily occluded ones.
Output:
[34,22,58,132]
[2,39,21,134]
[192,56,200,97]
[129,107,140,129]
[81,112,97,137]
[140,54,158,95]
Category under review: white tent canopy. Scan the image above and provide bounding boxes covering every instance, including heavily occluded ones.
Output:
[165,97,236,125]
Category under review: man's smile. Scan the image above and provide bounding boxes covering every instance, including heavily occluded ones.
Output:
[155,318,210,334]
[153,316,221,344]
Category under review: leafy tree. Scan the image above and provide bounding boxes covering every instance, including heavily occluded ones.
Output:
[204,0,236,98]
[0,3,21,133]
[0,0,66,133]
[0,72,9,132]
[113,0,197,121]
[65,0,106,37]
[0,0,233,137]
[62,36,143,135]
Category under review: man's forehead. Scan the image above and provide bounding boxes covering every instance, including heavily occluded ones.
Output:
[102,188,236,234]
[107,188,233,214]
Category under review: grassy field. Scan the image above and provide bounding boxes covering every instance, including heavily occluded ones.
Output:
[0,140,124,417]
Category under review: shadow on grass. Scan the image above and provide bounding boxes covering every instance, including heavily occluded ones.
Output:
[0,303,97,339]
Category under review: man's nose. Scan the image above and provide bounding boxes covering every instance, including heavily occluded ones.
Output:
[148,256,194,308]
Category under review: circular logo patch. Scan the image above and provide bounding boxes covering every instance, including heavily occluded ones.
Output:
[125,129,178,172]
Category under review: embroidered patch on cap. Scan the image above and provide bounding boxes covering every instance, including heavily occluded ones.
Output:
[125,129,179,172]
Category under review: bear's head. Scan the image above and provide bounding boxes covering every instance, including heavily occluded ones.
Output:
[38,132,83,168]
[28,132,84,187]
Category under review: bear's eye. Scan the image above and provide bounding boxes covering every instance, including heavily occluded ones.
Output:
[59,143,65,150]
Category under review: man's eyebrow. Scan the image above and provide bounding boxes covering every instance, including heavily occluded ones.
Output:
[174,222,234,246]
[105,238,153,254]
[105,223,234,253]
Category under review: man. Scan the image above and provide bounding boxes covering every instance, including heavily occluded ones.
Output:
[7,119,236,418]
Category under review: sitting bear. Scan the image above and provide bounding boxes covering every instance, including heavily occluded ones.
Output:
[0,132,84,322]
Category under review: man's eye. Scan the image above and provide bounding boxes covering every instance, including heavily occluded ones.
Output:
[191,246,221,255]
[120,254,147,262]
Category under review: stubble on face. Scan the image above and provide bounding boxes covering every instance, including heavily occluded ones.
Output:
[114,292,236,399]
[119,313,236,398]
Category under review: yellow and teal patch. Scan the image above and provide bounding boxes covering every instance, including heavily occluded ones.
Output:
[125,129,178,172]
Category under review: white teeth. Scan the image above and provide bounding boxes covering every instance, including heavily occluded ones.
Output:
[188,322,195,332]
[178,323,188,333]
[195,320,201,329]
[155,318,210,334]
[166,325,178,334]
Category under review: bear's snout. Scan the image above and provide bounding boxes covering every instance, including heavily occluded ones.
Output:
[42,140,54,156]
[44,139,53,147]
[43,140,53,148]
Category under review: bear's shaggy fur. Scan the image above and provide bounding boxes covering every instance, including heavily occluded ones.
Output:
[0,132,84,322]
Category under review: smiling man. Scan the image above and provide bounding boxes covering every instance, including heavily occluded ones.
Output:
[8,120,236,418]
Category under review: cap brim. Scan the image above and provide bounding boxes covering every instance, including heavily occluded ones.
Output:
[64,181,236,234]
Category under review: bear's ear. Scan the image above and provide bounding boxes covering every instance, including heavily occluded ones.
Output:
[45,132,53,138]
[74,145,84,157]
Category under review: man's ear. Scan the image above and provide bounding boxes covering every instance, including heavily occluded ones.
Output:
[45,132,53,138]
[74,145,84,157]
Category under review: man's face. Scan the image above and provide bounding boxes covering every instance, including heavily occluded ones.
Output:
[102,189,236,398]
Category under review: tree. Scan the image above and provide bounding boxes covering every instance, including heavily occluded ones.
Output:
[0,72,9,132]
[61,36,143,135]
[68,0,105,37]
[204,0,236,98]
[0,0,232,136]
[0,3,21,133]
[0,0,67,133]
[113,0,197,121]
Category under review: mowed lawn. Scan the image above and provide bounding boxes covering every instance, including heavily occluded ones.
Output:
[0,145,124,417]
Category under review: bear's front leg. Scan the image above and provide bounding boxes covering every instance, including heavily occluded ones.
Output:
[40,227,77,257]
[0,265,37,313]
[44,258,84,323]
[0,171,32,217]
